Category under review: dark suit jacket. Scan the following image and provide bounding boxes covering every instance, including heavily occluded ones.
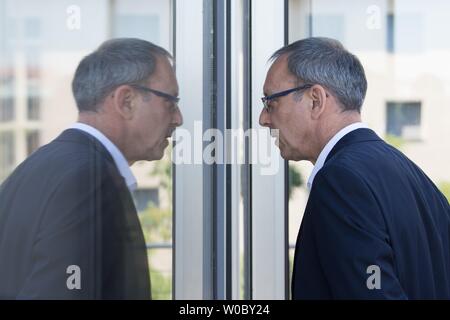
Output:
[292,128,450,299]
[0,129,151,299]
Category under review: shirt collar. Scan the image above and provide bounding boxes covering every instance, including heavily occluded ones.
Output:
[68,123,137,192]
[307,122,368,191]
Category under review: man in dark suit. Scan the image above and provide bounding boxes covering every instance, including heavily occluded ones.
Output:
[0,38,183,299]
[259,37,450,299]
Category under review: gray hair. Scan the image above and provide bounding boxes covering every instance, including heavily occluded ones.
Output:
[72,38,172,112]
[271,37,367,112]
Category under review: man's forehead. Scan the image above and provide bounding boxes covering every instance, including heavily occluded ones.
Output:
[272,53,297,76]
[154,55,175,74]
[265,56,296,90]
[149,57,178,87]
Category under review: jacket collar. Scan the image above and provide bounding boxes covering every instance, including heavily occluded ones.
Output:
[325,128,382,164]
[54,128,115,164]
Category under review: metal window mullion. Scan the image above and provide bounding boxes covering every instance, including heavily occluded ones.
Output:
[242,0,253,301]
[202,0,215,300]
[284,0,290,300]
[213,0,230,300]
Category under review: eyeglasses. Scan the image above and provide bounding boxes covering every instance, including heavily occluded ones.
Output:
[261,84,313,113]
[130,84,180,111]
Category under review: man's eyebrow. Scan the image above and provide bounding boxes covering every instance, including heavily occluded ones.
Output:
[263,86,279,97]
[167,89,178,97]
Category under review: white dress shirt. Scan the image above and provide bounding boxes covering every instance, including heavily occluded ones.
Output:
[69,123,137,192]
[307,122,369,191]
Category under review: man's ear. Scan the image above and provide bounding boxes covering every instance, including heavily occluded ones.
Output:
[112,85,137,120]
[309,85,328,120]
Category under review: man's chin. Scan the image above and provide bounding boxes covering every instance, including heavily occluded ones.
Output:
[143,147,165,161]
[279,147,296,161]
[278,143,286,158]
[151,140,169,160]
[280,149,290,160]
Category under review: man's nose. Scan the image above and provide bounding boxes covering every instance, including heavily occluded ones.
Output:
[259,108,270,127]
[174,107,183,127]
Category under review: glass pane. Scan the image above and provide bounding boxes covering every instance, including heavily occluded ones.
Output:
[0,0,174,300]
[288,0,450,294]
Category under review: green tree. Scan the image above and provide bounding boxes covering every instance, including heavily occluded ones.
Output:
[140,205,172,243]
[288,164,303,199]
[150,152,173,200]
[137,148,173,299]
[140,148,173,242]
[150,268,172,300]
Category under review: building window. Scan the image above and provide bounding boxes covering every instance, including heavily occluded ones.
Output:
[0,131,15,181]
[386,102,422,140]
[386,13,395,53]
[132,188,159,212]
[0,97,15,122]
[27,96,40,120]
[26,130,40,156]
[0,72,15,92]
